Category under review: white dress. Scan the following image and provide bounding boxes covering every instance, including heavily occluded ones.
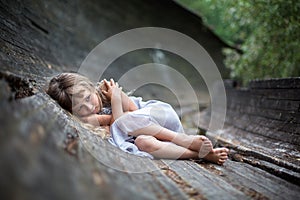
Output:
[108,96,184,158]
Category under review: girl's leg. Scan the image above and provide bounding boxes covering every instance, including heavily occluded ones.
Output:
[130,124,212,156]
[134,135,198,159]
[135,135,229,165]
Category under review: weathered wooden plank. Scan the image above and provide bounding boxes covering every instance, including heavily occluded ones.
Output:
[250,115,300,138]
[221,160,300,200]
[194,108,300,184]
[231,152,300,185]
[2,0,300,199]
[159,149,300,200]
[225,91,300,125]
[160,160,249,200]
[226,90,300,116]
[226,86,300,101]
[154,160,206,199]
[229,97,300,112]
[205,129,300,181]
[242,114,300,135]
[224,111,300,144]
[227,98,300,117]
[208,126,300,167]
[1,87,191,200]
[178,67,300,199]
[1,86,114,200]
[226,103,300,124]
[252,88,300,100]
[197,108,300,147]
[44,96,193,199]
[249,78,300,89]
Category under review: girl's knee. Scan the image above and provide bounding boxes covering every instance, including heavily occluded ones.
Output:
[134,135,158,152]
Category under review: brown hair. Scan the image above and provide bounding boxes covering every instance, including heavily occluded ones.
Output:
[47,73,109,114]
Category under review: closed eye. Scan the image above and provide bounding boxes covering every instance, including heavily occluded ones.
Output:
[85,95,90,102]
[78,105,83,112]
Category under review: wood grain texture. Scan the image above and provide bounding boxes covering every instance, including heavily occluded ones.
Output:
[1,0,300,199]
[195,78,300,188]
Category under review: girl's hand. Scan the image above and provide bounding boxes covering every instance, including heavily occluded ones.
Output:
[97,80,108,93]
[80,114,99,126]
[102,79,124,120]
[80,114,112,126]
[102,79,122,100]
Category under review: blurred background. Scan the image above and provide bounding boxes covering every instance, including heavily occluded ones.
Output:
[177,0,300,85]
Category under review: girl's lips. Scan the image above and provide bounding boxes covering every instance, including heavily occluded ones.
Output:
[93,106,99,114]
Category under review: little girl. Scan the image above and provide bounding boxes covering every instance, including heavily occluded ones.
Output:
[47,72,229,165]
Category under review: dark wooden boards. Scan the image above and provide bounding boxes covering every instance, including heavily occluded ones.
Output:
[249,78,300,89]
[158,159,300,200]
[0,82,190,200]
[1,0,300,199]
[2,77,300,199]
[194,78,300,188]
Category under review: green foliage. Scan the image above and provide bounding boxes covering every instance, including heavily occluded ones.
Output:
[177,0,252,45]
[177,0,300,85]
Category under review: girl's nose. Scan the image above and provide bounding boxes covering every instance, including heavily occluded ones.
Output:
[84,103,94,112]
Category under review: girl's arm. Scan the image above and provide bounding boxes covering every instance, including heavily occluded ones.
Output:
[80,114,112,126]
[100,79,137,112]
[102,79,125,120]
[96,114,113,126]
[121,91,138,112]
[110,86,123,120]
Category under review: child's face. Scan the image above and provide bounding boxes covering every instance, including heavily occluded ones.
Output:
[72,89,102,117]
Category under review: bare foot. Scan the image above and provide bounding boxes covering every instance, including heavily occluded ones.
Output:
[189,135,213,158]
[203,148,229,165]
